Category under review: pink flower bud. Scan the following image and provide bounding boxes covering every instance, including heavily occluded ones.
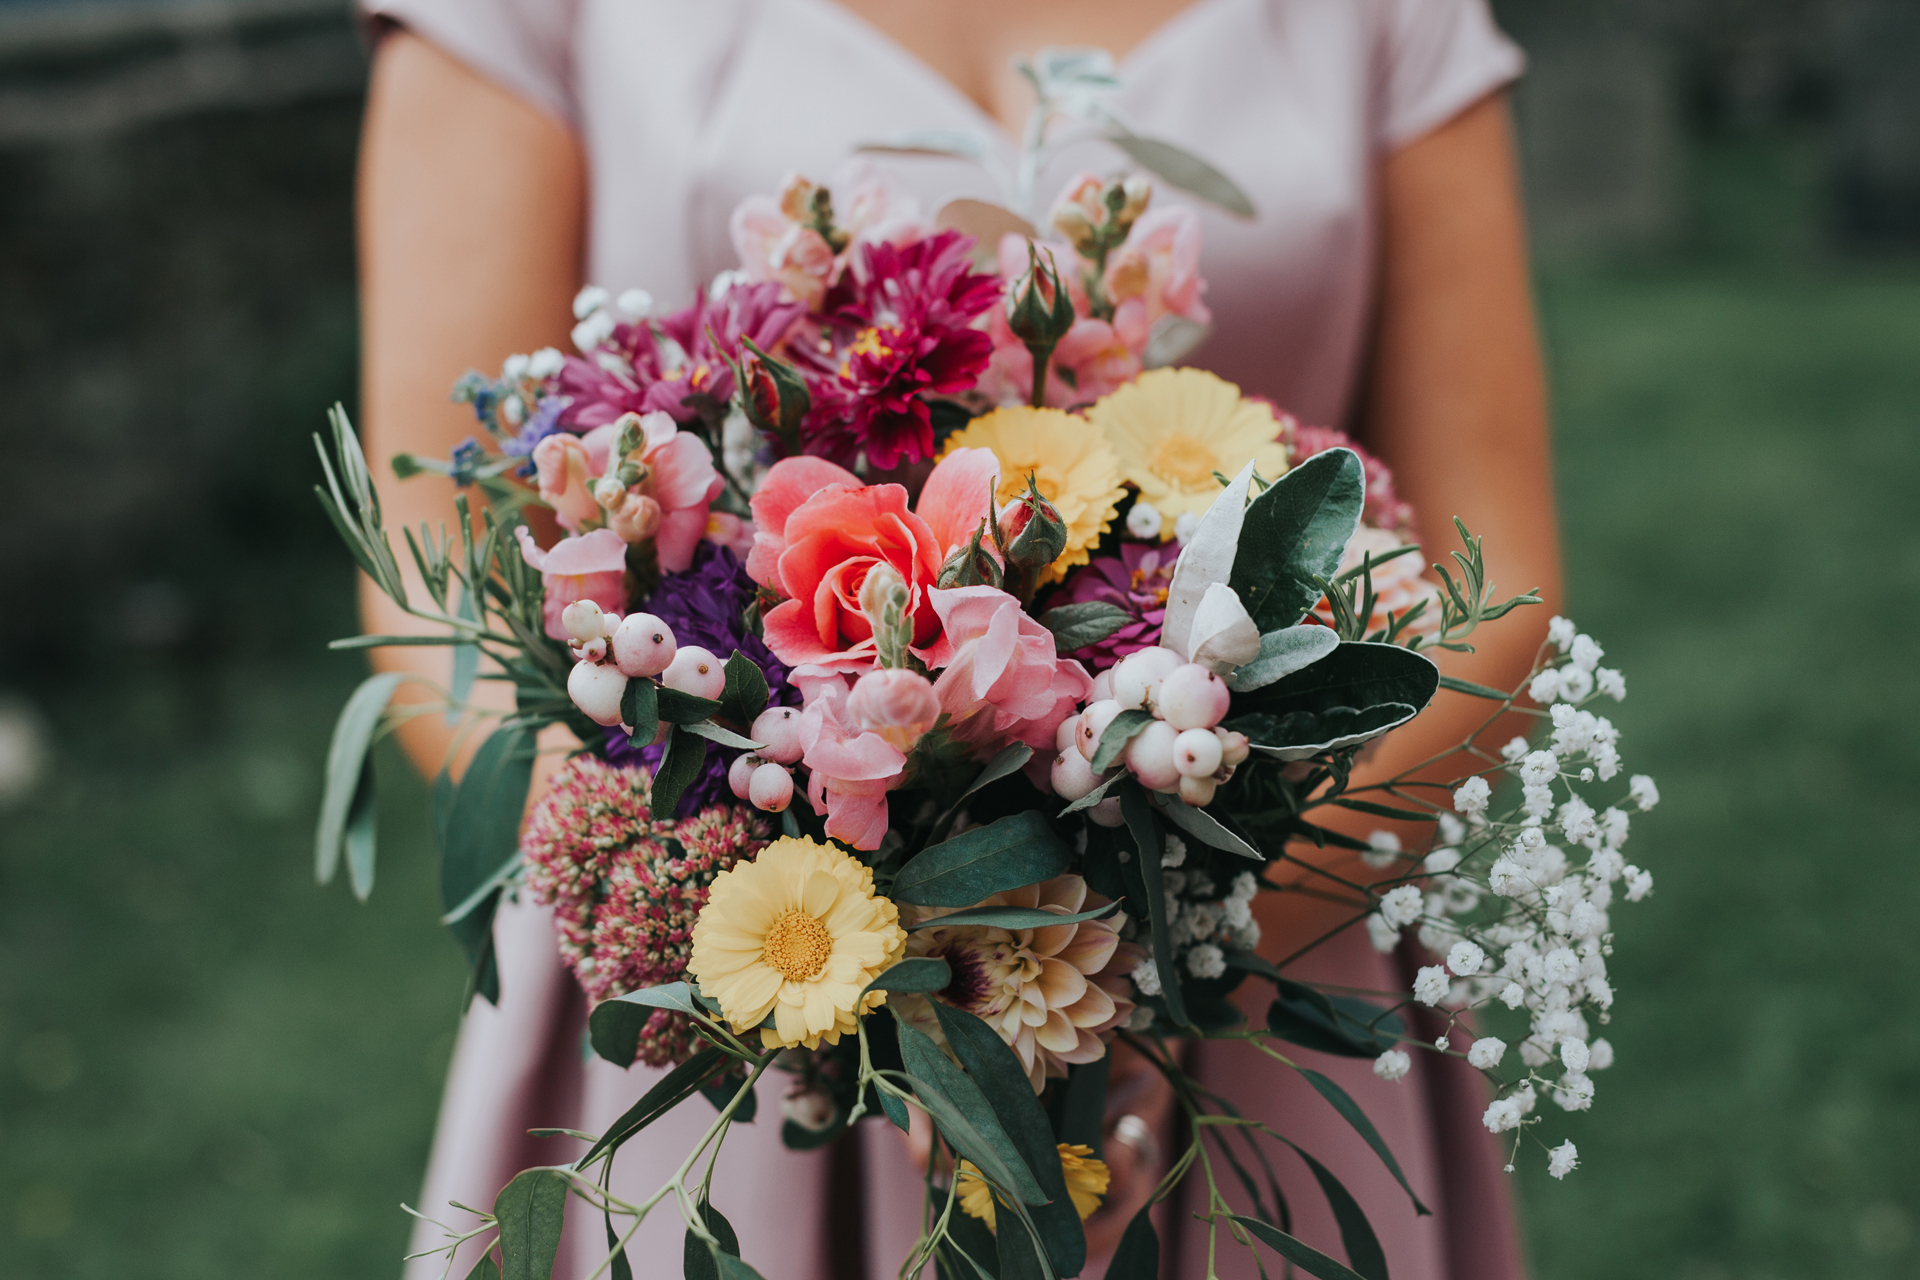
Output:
[1124,719,1181,792]
[609,492,663,543]
[750,706,806,765]
[567,660,628,726]
[1174,728,1223,778]
[662,645,726,700]
[1050,749,1102,802]
[748,761,794,812]
[1158,664,1230,731]
[728,753,761,799]
[611,613,677,678]
[846,667,940,753]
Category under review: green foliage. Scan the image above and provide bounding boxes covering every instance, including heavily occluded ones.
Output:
[718,652,769,726]
[1225,624,1341,693]
[1089,709,1154,773]
[683,1197,742,1280]
[890,812,1071,907]
[1228,448,1366,633]
[1103,1206,1160,1279]
[648,726,708,818]
[620,679,658,744]
[904,901,1118,932]
[438,725,537,1005]
[1232,642,1439,760]
[1118,784,1187,1028]
[1295,1068,1428,1215]
[494,1168,568,1280]
[864,957,953,995]
[1036,601,1132,652]
[1227,1214,1368,1280]
[314,671,406,894]
[576,1049,730,1166]
[893,1017,1048,1207]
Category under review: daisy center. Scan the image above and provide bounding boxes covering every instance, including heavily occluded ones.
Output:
[762,908,834,982]
[1149,433,1220,489]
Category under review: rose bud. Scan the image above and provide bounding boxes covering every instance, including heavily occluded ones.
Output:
[1157,664,1231,731]
[662,645,726,700]
[936,521,1004,589]
[1005,242,1076,352]
[998,475,1069,571]
[749,706,806,765]
[567,660,628,726]
[740,340,813,441]
[611,613,677,678]
[748,761,794,812]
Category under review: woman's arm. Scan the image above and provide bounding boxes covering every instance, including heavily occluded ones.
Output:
[356,30,586,777]
[1257,91,1564,954]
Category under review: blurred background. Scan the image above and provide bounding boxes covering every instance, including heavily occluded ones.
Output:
[0,0,1915,1276]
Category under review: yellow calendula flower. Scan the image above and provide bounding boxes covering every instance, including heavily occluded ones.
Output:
[687,836,907,1051]
[1088,367,1289,536]
[939,407,1124,584]
[957,1144,1111,1229]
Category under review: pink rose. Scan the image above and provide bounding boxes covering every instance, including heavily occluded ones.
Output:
[927,586,1092,764]
[515,526,628,640]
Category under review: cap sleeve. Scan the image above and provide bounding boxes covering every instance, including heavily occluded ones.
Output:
[1376,0,1525,150]
[359,0,581,130]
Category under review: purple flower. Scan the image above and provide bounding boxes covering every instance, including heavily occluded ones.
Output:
[602,542,796,815]
[1053,541,1181,670]
[500,396,569,476]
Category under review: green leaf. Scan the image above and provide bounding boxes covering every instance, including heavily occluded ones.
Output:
[343,755,379,899]
[891,812,1070,907]
[1089,709,1155,773]
[327,633,473,650]
[905,901,1119,932]
[719,651,770,726]
[495,1168,568,1280]
[316,672,405,888]
[1157,795,1262,860]
[956,743,1035,806]
[996,1213,1049,1280]
[1283,1143,1390,1280]
[1238,704,1419,761]
[1330,797,1435,823]
[449,585,481,720]
[893,1017,1047,1206]
[681,721,763,751]
[1265,989,1406,1059]
[1236,641,1440,760]
[715,1256,766,1280]
[1057,773,1121,816]
[607,1210,633,1280]
[440,725,537,926]
[464,1251,501,1280]
[683,1197,742,1280]
[1038,601,1133,652]
[930,1002,1085,1277]
[1104,129,1256,217]
[1225,624,1341,693]
[657,687,724,725]
[621,679,659,744]
[1103,1204,1159,1279]
[1296,1068,1430,1214]
[1228,449,1365,635]
[859,128,994,163]
[864,957,953,996]
[1057,1057,1109,1156]
[1120,785,1187,1028]
[1436,674,1512,700]
[1228,1215,1368,1280]
[939,1207,1001,1280]
[648,726,707,818]
[596,981,704,1019]
[577,1048,729,1166]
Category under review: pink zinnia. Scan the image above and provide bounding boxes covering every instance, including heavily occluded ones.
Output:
[1053,541,1182,668]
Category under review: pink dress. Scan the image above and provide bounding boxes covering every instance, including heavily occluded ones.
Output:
[362,1,1529,1276]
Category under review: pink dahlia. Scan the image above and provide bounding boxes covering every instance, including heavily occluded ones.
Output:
[1275,412,1416,538]
[802,230,999,469]
[1052,541,1181,668]
[521,755,771,1066]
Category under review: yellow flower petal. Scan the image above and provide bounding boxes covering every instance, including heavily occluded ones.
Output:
[1089,367,1289,534]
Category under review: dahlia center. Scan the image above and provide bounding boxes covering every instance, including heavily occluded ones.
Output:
[938,943,994,1010]
[763,909,834,982]
[1150,433,1219,488]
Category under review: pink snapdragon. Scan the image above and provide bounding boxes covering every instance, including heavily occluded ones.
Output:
[534,411,724,573]
[515,526,629,640]
[928,586,1092,764]
[1105,205,1211,328]
[790,670,908,850]
[730,161,928,309]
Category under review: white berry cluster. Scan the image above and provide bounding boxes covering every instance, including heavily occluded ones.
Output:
[1049,645,1252,824]
[1362,619,1658,1180]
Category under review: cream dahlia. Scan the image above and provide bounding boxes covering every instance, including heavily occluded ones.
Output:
[899,875,1142,1092]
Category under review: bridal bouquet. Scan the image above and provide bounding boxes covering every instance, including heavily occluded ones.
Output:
[314,53,1660,1280]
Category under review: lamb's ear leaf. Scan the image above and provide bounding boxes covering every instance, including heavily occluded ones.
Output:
[1226,625,1341,693]
[1161,462,1256,658]
[1104,128,1256,217]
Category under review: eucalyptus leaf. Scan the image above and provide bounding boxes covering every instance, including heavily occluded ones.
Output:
[1227,1215,1368,1280]
[495,1168,568,1280]
[1437,674,1512,701]
[449,585,480,721]
[316,671,405,887]
[891,812,1069,907]
[607,1210,633,1280]
[1229,449,1365,635]
[905,901,1120,932]
[1225,625,1341,693]
[1281,1143,1391,1280]
[441,724,536,978]
[930,1002,1085,1275]
[1266,990,1406,1060]
[864,956,953,996]
[463,1252,501,1280]
[1038,601,1133,652]
[1296,1068,1429,1214]
[940,1207,1002,1280]
[577,1048,729,1165]
[1331,797,1435,823]
[683,1197,742,1280]
[1058,1057,1109,1157]
[860,128,994,163]
[893,1017,1047,1205]
[1157,795,1263,860]
[716,1255,767,1279]
[1103,1204,1160,1279]
[1089,709,1155,773]
[1120,785,1187,1028]
[1104,129,1256,217]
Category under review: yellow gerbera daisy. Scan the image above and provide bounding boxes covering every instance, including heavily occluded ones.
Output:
[939,407,1124,584]
[1087,367,1289,537]
[958,1143,1111,1229]
[688,836,907,1051]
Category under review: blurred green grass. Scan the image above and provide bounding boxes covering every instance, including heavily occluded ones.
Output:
[3,169,1919,1280]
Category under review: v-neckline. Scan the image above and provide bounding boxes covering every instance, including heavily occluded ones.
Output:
[788,0,1237,154]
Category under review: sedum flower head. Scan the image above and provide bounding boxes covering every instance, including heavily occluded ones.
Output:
[939,407,1125,585]
[958,1143,1110,1229]
[1088,368,1288,533]
[688,836,906,1050]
